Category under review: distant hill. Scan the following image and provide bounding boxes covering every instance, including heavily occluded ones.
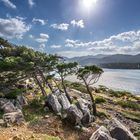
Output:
[67,54,140,69]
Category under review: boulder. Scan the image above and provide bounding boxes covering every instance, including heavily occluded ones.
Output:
[1,100,17,113]
[17,95,28,106]
[90,126,114,140]
[58,93,71,110]
[76,98,91,113]
[3,110,24,126]
[109,118,137,140]
[46,94,62,114]
[76,98,94,125]
[0,119,5,127]
[66,105,83,125]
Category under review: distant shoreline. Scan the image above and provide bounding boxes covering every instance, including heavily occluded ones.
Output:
[66,69,140,95]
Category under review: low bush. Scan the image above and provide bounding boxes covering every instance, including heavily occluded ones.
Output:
[95,96,106,104]
[97,111,108,118]
[116,100,140,111]
[4,88,25,99]
[109,90,131,98]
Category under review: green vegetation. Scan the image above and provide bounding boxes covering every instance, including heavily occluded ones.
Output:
[121,111,140,122]
[23,98,46,124]
[97,111,108,118]
[28,134,61,140]
[95,96,106,104]
[116,100,140,111]
[108,89,131,97]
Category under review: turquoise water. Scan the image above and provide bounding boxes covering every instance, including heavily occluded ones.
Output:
[95,69,140,95]
[66,69,140,95]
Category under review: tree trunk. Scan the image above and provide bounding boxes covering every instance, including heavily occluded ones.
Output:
[61,77,72,104]
[37,68,54,93]
[84,81,96,115]
[34,72,46,96]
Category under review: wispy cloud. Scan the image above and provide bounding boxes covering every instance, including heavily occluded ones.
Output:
[28,0,35,8]
[50,45,62,49]
[71,20,84,28]
[36,33,49,43]
[32,18,48,25]
[50,23,69,31]
[1,0,16,9]
[0,16,31,39]
[63,30,140,57]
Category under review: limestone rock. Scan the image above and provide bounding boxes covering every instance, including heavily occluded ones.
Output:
[3,110,24,125]
[46,94,62,114]
[58,93,71,110]
[66,105,83,125]
[109,118,137,140]
[90,126,114,140]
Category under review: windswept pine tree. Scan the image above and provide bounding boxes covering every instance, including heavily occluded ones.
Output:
[77,65,103,115]
[0,37,60,96]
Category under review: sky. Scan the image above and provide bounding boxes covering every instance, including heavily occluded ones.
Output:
[0,0,140,57]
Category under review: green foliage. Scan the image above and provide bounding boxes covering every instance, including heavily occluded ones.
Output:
[77,65,103,79]
[108,89,131,97]
[0,92,4,98]
[4,88,25,99]
[116,100,140,111]
[0,110,4,119]
[122,111,140,122]
[97,111,108,118]
[56,62,78,78]
[95,96,106,104]
[70,82,88,93]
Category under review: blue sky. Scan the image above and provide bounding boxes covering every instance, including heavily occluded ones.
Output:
[0,0,140,57]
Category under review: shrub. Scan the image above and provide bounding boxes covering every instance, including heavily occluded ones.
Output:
[116,100,140,111]
[109,90,131,98]
[0,92,4,98]
[97,111,108,118]
[95,96,106,104]
[4,88,25,99]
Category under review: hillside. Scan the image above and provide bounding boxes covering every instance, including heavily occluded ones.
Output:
[68,54,140,69]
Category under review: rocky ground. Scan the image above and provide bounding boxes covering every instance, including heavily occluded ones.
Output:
[0,82,140,140]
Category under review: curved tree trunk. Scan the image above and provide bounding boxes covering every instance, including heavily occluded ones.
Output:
[37,68,54,93]
[34,72,46,96]
[61,77,72,104]
[83,78,97,115]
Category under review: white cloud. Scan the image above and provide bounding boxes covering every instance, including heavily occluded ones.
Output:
[29,34,34,39]
[50,23,69,31]
[1,0,16,9]
[28,0,35,8]
[63,30,140,57]
[71,20,84,28]
[50,45,62,49]
[32,18,47,25]
[0,17,31,39]
[36,33,49,43]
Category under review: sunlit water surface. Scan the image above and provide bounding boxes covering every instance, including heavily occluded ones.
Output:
[66,69,140,95]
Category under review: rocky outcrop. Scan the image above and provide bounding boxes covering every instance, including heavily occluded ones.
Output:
[90,126,114,140]
[46,94,62,114]
[17,95,28,107]
[58,93,71,110]
[0,98,25,126]
[46,92,95,126]
[3,110,24,126]
[0,99,17,113]
[66,105,83,125]
[76,98,94,125]
[109,118,137,140]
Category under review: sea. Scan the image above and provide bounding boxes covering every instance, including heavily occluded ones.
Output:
[66,69,140,95]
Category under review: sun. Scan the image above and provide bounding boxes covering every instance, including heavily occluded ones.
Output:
[82,0,97,10]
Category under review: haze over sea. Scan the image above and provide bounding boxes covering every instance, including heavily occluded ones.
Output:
[67,69,140,95]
